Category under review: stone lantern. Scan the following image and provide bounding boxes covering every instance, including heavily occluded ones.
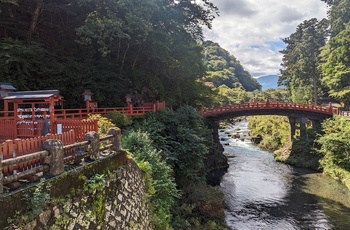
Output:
[125,94,132,107]
[82,90,92,110]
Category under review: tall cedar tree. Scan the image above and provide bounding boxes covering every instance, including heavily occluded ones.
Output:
[279,18,328,104]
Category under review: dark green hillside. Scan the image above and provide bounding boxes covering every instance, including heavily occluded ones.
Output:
[0,0,219,108]
[203,40,261,92]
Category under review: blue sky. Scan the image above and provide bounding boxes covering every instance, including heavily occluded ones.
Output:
[203,0,328,78]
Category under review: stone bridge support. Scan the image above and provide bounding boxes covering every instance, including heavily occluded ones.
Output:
[288,116,315,141]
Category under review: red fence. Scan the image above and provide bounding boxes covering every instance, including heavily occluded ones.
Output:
[52,120,98,142]
[1,130,76,177]
[0,120,16,141]
[53,102,165,120]
[0,119,97,143]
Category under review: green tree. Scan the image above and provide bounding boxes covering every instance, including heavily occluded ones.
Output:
[318,115,350,171]
[203,40,261,92]
[0,0,220,108]
[122,130,178,229]
[135,106,211,187]
[279,18,328,104]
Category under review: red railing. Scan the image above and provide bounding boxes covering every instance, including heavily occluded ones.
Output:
[52,120,98,142]
[54,101,165,119]
[0,119,97,143]
[1,130,76,177]
[201,101,339,117]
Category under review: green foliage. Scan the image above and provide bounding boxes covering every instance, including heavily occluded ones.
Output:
[128,106,227,229]
[85,174,106,193]
[279,18,328,104]
[135,106,211,187]
[0,0,220,108]
[248,116,290,151]
[84,114,115,136]
[321,22,350,108]
[0,38,64,90]
[203,40,261,92]
[122,130,178,230]
[105,111,132,128]
[248,88,289,102]
[83,174,107,222]
[316,115,350,188]
[317,115,350,171]
[216,85,250,104]
[24,178,51,219]
[171,184,226,230]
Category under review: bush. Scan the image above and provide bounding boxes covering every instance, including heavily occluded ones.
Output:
[122,130,178,230]
[105,111,132,128]
[84,114,116,136]
[248,115,289,151]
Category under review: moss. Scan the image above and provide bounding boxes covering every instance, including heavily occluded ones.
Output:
[0,151,130,229]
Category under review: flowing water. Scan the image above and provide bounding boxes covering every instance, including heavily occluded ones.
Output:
[220,120,350,230]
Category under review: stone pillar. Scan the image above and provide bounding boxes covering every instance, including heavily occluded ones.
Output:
[212,121,220,149]
[299,117,307,138]
[84,131,100,160]
[311,119,321,131]
[42,139,64,177]
[288,117,296,141]
[108,128,122,152]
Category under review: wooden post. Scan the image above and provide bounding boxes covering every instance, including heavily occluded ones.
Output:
[93,119,98,133]
[49,97,55,131]
[4,100,8,117]
[0,157,3,195]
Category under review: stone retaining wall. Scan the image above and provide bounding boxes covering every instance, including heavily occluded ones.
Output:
[0,152,151,229]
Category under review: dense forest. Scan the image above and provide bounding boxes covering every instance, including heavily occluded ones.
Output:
[0,0,214,108]
[0,0,260,110]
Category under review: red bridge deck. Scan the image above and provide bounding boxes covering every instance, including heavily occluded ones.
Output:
[201,101,338,119]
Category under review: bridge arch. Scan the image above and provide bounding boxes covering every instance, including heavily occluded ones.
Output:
[201,101,338,144]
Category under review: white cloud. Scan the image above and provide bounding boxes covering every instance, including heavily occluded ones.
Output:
[203,0,328,77]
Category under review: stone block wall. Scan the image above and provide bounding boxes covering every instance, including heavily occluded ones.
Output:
[1,152,151,230]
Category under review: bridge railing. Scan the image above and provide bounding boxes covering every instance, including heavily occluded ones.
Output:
[0,128,121,195]
[200,101,339,117]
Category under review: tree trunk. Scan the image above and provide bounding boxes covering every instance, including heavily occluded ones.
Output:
[312,73,318,105]
[28,0,44,41]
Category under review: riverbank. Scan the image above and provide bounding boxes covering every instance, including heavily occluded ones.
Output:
[248,115,350,190]
[220,120,350,229]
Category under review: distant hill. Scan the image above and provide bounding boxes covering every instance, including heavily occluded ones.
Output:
[203,41,261,91]
[256,75,284,90]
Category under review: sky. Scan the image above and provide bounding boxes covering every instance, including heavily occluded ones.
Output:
[203,0,329,78]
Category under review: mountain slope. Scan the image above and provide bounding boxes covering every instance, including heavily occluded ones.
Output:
[203,41,261,91]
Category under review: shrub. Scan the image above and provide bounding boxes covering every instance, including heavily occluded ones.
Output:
[122,130,178,230]
[84,114,115,136]
[105,111,132,128]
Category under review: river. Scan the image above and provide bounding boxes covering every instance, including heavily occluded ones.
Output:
[219,120,350,230]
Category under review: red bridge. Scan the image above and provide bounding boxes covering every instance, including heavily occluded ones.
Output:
[200,101,338,120]
[201,101,339,141]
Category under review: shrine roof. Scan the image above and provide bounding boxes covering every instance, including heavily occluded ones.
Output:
[3,90,62,100]
[0,82,16,90]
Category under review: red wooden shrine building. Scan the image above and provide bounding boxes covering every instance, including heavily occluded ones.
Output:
[0,83,165,142]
